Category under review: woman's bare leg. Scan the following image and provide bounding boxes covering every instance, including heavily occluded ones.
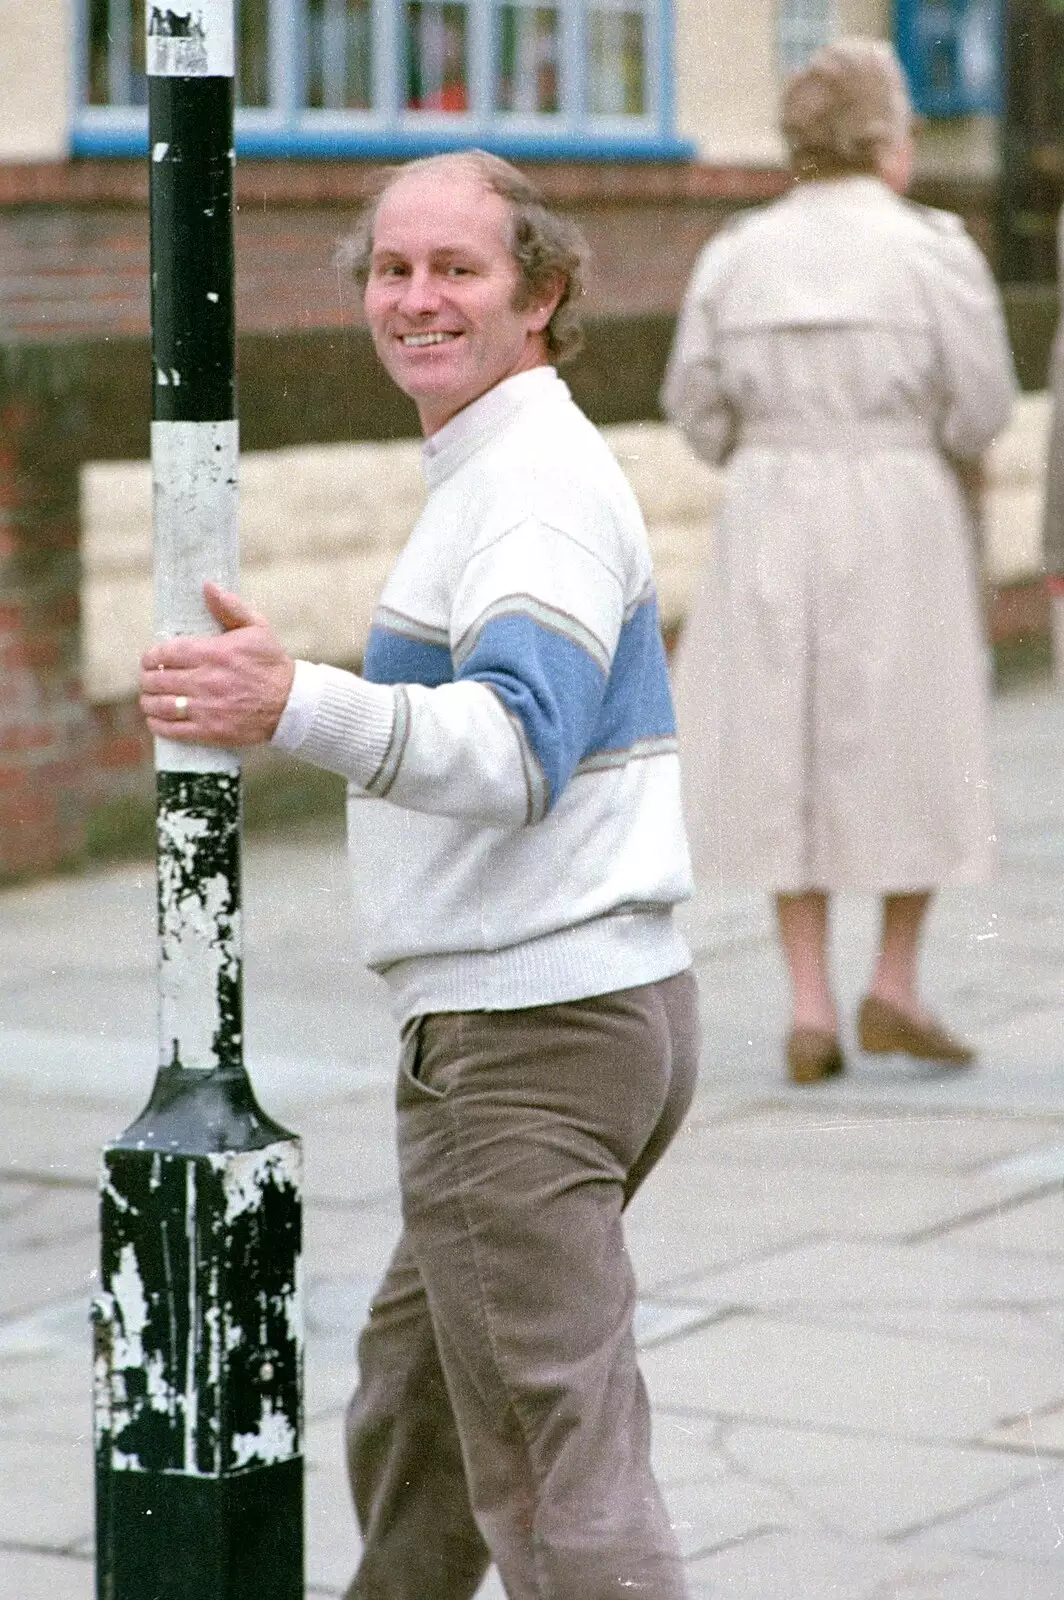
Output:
[775,891,837,1033]
[869,891,933,1021]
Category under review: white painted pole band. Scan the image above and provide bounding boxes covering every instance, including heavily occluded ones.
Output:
[152,419,239,637]
[147,0,236,77]
[152,418,240,777]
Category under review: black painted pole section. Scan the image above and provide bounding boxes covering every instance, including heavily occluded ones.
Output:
[94,6,304,1597]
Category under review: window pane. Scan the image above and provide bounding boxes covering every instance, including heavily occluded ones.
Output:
[778,0,835,77]
[307,0,373,108]
[237,0,271,105]
[405,2,469,111]
[89,0,146,105]
[496,6,560,113]
[587,7,645,115]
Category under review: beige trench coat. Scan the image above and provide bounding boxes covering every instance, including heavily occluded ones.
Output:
[663,177,1017,893]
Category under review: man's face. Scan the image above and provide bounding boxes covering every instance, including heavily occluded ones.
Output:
[363,170,557,435]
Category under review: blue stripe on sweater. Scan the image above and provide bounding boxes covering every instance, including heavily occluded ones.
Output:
[364,627,453,687]
[459,613,607,809]
[363,595,675,814]
[585,595,676,756]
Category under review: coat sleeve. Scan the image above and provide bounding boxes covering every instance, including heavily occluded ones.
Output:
[920,216,1017,462]
[1042,207,1064,580]
[660,231,740,466]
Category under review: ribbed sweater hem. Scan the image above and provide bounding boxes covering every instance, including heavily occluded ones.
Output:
[374,909,692,1024]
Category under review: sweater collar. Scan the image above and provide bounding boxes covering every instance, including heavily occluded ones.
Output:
[420,367,567,487]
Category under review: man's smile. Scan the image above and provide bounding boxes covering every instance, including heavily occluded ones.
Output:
[400,331,462,347]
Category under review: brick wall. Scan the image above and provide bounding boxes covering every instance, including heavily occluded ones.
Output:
[0,346,92,878]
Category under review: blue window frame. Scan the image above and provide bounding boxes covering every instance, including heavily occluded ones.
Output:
[73,0,690,158]
[895,0,1002,117]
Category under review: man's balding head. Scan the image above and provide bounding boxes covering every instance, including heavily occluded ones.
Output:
[341,151,588,363]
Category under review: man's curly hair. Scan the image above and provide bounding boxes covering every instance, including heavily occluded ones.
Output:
[338,151,589,364]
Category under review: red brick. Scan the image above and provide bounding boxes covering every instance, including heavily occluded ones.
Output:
[97,734,150,771]
[0,793,56,828]
[0,723,59,753]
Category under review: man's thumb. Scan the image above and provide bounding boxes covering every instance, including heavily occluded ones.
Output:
[204,580,269,632]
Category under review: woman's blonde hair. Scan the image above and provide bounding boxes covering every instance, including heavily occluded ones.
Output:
[780,38,912,180]
[338,150,589,364]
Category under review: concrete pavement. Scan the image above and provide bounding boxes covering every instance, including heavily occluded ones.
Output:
[3,677,1064,1599]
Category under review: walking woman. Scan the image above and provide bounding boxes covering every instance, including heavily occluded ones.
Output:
[663,39,1016,1082]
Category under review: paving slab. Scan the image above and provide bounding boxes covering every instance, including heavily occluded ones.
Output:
[687,1530,1064,1600]
[0,1347,92,1441]
[721,1422,1043,1539]
[623,1158,1063,1293]
[672,1238,1064,1316]
[665,1471,802,1556]
[297,1090,401,1203]
[303,1197,403,1279]
[305,1416,359,1595]
[936,1187,1064,1255]
[676,1102,1064,1172]
[909,1467,1064,1564]
[0,1433,93,1547]
[0,1550,93,1600]
[684,1530,948,1599]
[640,1314,1064,1442]
[986,1404,1064,1455]
[879,1556,1064,1600]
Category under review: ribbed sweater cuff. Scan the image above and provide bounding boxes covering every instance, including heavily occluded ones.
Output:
[272,661,396,789]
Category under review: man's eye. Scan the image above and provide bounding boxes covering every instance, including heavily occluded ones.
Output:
[446,264,473,277]
[377,263,407,278]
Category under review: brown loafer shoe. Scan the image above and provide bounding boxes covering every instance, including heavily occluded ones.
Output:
[857,995,975,1065]
[787,1028,846,1085]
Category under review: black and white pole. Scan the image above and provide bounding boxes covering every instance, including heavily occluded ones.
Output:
[93,6,303,1597]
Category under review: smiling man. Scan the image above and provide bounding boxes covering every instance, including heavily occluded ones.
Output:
[140,152,697,1600]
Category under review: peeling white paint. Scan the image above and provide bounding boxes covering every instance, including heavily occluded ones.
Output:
[285,1253,305,1349]
[112,1449,143,1471]
[152,141,170,162]
[158,815,241,1071]
[231,1398,297,1469]
[206,291,220,303]
[111,1243,150,1369]
[209,1141,302,1224]
[146,1348,179,1416]
[159,808,210,873]
[100,1173,133,1213]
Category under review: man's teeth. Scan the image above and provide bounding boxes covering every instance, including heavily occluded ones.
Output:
[402,332,458,347]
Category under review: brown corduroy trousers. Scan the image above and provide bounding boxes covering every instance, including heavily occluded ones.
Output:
[344,969,700,1600]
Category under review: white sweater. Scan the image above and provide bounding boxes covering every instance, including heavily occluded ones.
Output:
[273,368,693,1021]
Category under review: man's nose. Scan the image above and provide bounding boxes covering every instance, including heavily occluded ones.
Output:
[398,267,442,315]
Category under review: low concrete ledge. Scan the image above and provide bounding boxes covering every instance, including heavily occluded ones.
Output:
[82,398,1049,704]
[82,423,723,702]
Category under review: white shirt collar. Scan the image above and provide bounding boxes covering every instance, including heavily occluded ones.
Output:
[420,367,567,486]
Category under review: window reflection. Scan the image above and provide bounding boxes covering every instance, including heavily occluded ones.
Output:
[307,0,374,108]
[405,1,470,111]
[496,6,560,113]
[587,6,646,115]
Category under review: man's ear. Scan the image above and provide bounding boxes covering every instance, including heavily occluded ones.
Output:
[526,272,566,334]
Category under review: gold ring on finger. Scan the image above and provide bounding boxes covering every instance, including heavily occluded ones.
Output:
[174,695,189,719]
